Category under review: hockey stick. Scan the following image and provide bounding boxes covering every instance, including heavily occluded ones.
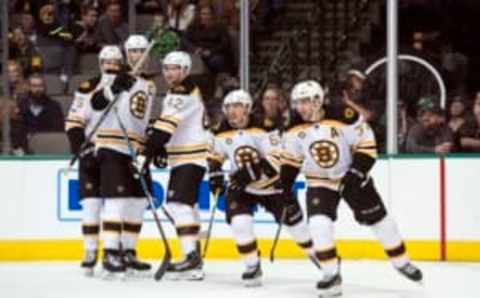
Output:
[65,40,156,175]
[269,205,287,263]
[202,191,220,258]
[112,106,172,281]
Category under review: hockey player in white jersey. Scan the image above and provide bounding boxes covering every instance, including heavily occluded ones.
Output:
[67,45,154,277]
[279,80,423,297]
[208,89,316,287]
[65,49,112,276]
[144,51,208,280]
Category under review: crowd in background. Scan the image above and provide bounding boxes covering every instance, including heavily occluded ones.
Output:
[1,0,480,155]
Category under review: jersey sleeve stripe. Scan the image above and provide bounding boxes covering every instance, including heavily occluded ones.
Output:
[153,122,176,134]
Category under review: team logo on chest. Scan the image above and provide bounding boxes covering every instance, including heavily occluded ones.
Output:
[234,145,261,167]
[130,91,148,119]
[309,140,339,168]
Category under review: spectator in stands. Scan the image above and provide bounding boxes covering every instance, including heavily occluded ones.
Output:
[54,0,81,28]
[457,96,480,152]
[72,3,100,53]
[136,0,166,14]
[405,99,454,154]
[34,1,77,90]
[11,74,65,154]
[256,0,285,32]
[167,0,195,34]
[398,99,416,152]
[9,28,43,78]
[256,83,288,131]
[95,0,129,46]
[20,12,38,45]
[7,60,29,99]
[447,94,468,133]
[184,3,232,75]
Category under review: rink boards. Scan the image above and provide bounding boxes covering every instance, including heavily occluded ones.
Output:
[0,155,479,261]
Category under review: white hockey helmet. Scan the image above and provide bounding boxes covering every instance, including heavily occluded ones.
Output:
[290,80,325,108]
[124,34,149,52]
[98,45,123,72]
[222,89,253,114]
[163,51,192,76]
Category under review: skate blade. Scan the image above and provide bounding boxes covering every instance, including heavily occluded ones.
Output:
[82,267,95,277]
[100,270,126,281]
[125,268,152,279]
[243,278,262,288]
[317,285,342,297]
[165,270,205,281]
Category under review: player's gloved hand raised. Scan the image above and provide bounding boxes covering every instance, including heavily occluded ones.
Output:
[209,172,225,196]
[91,89,110,111]
[111,71,136,95]
[339,168,369,198]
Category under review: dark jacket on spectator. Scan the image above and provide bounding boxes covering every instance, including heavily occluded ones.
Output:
[95,14,129,46]
[185,23,231,56]
[457,120,480,152]
[405,123,454,153]
[11,93,64,152]
[71,20,100,52]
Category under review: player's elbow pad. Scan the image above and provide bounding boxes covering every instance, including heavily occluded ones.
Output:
[351,152,376,175]
[66,127,85,155]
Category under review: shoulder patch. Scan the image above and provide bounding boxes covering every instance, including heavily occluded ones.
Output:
[78,76,100,94]
[324,102,360,125]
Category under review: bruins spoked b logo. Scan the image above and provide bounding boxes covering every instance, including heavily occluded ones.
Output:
[309,140,339,168]
[234,146,261,168]
[130,91,148,119]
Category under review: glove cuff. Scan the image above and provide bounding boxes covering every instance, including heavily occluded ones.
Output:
[209,171,223,178]
[348,168,366,180]
[351,152,375,175]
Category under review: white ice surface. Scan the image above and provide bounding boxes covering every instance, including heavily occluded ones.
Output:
[1,260,479,298]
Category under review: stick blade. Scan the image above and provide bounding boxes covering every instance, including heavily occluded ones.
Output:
[154,251,172,281]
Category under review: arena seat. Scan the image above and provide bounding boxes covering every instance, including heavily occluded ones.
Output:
[29,132,70,155]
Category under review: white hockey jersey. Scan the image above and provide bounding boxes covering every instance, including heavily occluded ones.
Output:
[209,122,283,196]
[65,75,156,155]
[65,76,104,137]
[152,80,208,168]
[282,114,377,191]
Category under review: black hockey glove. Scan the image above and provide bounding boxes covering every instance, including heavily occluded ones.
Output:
[209,173,225,196]
[208,160,225,196]
[79,143,97,170]
[229,163,261,191]
[152,146,168,169]
[339,152,375,198]
[274,164,300,195]
[339,168,369,198]
[111,71,136,95]
[91,90,110,111]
